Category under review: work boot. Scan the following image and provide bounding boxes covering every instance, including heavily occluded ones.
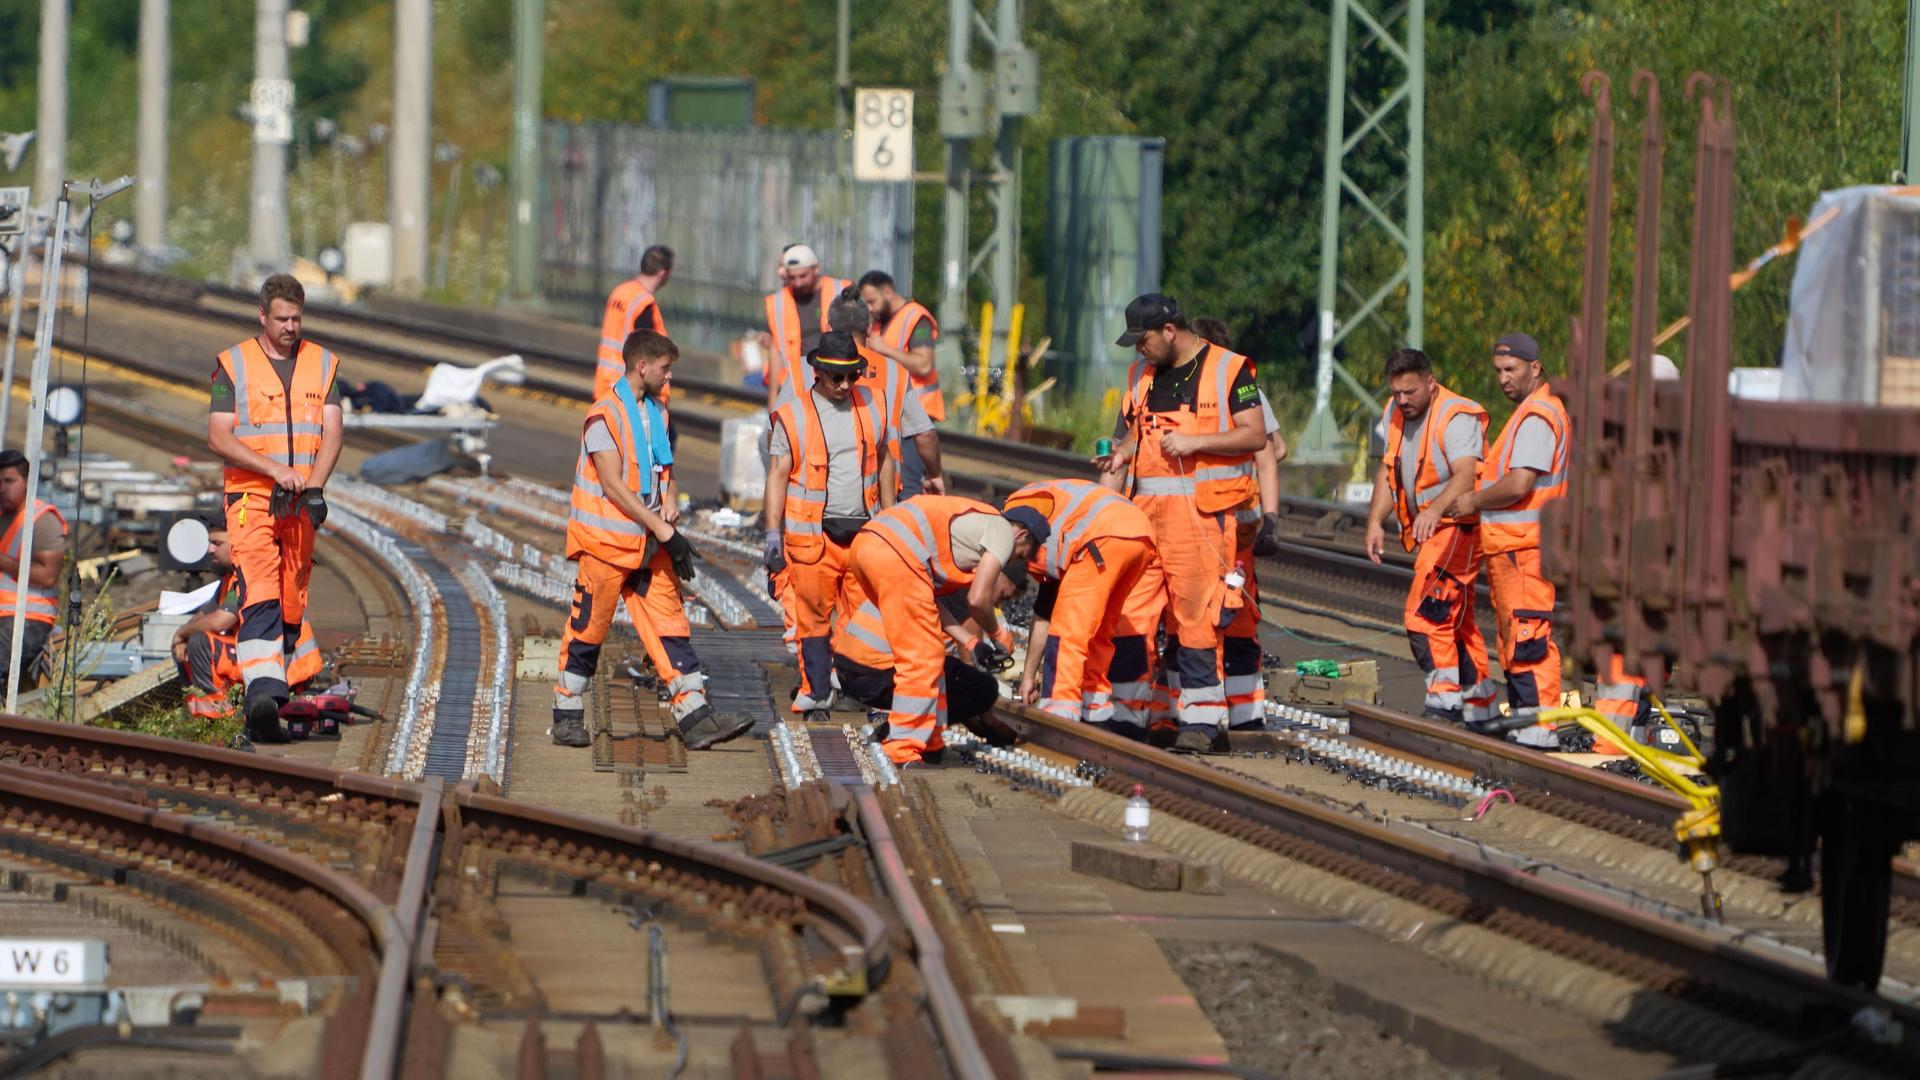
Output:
[958,711,1018,747]
[1423,706,1464,727]
[802,708,832,724]
[244,696,290,744]
[679,706,753,750]
[1147,721,1180,749]
[1172,727,1219,754]
[896,746,946,768]
[865,710,889,743]
[550,712,590,747]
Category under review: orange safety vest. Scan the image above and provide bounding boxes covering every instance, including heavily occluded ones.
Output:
[1382,383,1487,552]
[764,278,849,398]
[216,338,340,497]
[566,385,671,569]
[1004,479,1154,581]
[878,300,943,422]
[772,383,887,565]
[0,500,64,625]
[774,344,911,489]
[595,278,668,402]
[1120,346,1258,514]
[1477,383,1569,555]
[862,495,999,595]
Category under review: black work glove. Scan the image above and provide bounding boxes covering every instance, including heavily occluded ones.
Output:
[302,490,328,529]
[661,529,697,581]
[763,531,786,574]
[973,640,1014,674]
[1252,511,1281,558]
[269,485,297,519]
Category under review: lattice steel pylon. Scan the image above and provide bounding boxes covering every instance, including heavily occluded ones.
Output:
[1296,0,1423,464]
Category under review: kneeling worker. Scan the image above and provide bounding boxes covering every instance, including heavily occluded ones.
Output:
[832,569,1020,747]
[0,448,66,689]
[847,495,1032,765]
[765,330,896,719]
[556,329,751,751]
[172,524,322,728]
[1004,479,1163,738]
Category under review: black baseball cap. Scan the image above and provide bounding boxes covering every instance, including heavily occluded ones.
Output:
[0,449,26,475]
[1492,333,1540,362]
[807,330,864,370]
[1115,293,1184,348]
[1001,504,1052,546]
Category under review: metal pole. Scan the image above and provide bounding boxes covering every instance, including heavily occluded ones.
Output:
[1905,0,1920,181]
[7,195,66,714]
[1298,0,1349,464]
[988,0,1022,379]
[508,0,543,299]
[1406,0,1424,347]
[834,0,851,133]
[391,0,433,295]
[934,0,973,410]
[136,0,169,255]
[249,0,290,271]
[0,231,27,448]
[33,0,68,210]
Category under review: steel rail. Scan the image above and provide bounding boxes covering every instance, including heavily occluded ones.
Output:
[992,702,1920,1060]
[362,775,444,1080]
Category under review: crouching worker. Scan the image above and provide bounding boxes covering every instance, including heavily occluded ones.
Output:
[554,329,752,751]
[0,448,65,692]
[173,524,321,728]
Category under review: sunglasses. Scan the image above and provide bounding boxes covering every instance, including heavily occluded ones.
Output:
[815,368,859,385]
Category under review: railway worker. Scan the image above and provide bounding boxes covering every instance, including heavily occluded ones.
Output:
[555,329,751,752]
[858,270,944,495]
[207,273,345,745]
[829,288,945,496]
[762,244,850,408]
[1094,294,1268,753]
[1363,347,1499,728]
[1446,333,1565,748]
[1004,480,1165,738]
[0,449,65,691]
[169,523,321,729]
[593,245,674,403]
[764,331,897,720]
[847,495,1032,765]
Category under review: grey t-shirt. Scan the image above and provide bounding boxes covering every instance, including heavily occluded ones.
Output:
[768,389,874,519]
[1505,415,1558,474]
[783,356,931,439]
[1257,390,1280,437]
[1397,411,1481,519]
[582,416,664,512]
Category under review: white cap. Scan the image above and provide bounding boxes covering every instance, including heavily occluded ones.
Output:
[781,244,820,269]
[1651,353,1679,380]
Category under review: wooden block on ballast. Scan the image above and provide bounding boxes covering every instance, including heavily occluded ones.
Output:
[1070,840,1222,894]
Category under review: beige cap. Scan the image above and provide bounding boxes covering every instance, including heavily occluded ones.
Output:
[781,244,820,269]
[1652,353,1679,380]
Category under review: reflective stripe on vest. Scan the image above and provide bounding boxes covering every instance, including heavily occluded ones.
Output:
[1007,479,1149,580]
[0,501,63,624]
[219,339,339,495]
[1121,345,1257,513]
[863,495,997,592]
[1478,385,1570,553]
[566,395,661,567]
[882,300,943,421]
[775,384,885,563]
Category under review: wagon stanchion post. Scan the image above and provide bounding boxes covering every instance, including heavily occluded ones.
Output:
[1622,70,1663,676]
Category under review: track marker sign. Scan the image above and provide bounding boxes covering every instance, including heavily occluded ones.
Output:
[0,939,107,989]
[853,88,914,182]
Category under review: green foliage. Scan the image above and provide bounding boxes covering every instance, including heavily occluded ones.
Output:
[95,683,242,749]
[34,569,114,726]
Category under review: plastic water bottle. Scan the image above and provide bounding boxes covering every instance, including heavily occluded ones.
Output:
[1123,784,1151,842]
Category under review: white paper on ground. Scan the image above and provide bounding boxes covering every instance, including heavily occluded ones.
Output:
[158,580,220,616]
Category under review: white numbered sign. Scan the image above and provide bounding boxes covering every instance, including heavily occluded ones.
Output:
[853,88,914,182]
[1,938,107,988]
[251,78,295,145]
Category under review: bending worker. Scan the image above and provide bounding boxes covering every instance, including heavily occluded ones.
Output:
[1364,348,1498,728]
[765,331,897,720]
[207,273,344,745]
[556,329,750,752]
[0,448,65,690]
[857,270,944,495]
[1006,479,1164,739]
[594,244,673,402]
[848,495,1031,766]
[833,569,1020,748]
[1095,294,1267,753]
[763,244,849,407]
[1446,333,1565,747]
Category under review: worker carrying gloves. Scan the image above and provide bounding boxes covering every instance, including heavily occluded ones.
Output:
[554,328,749,753]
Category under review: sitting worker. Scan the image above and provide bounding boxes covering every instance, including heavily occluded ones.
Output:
[1003,480,1164,740]
[847,495,1032,765]
[0,448,66,692]
[172,524,322,731]
[765,331,897,720]
[555,329,751,751]
[831,566,1021,749]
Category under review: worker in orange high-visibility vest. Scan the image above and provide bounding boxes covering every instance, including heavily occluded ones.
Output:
[830,288,944,495]
[0,449,65,692]
[167,523,322,728]
[832,565,1019,746]
[1095,294,1268,754]
[1365,348,1499,728]
[556,329,752,752]
[765,331,897,719]
[858,271,944,495]
[207,273,345,745]
[847,495,1033,765]
[594,245,674,403]
[1449,333,1566,748]
[1005,480,1165,740]
[762,244,850,408]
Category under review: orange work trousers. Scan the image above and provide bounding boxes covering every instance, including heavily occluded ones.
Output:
[1404,523,1496,724]
[1224,533,1265,728]
[1134,494,1239,731]
[225,490,316,703]
[1106,550,1166,731]
[786,537,854,712]
[1037,536,1155,724]
[1592,651,1648,749]
[1485,547,1562,715]
[848,532,946,764]
[555,549,709,725]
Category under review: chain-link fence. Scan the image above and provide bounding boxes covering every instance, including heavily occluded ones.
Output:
[541,122,914,351]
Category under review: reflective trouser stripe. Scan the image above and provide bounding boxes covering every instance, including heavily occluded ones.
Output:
[1083,690,1115,725]
[236,639,287,688]
[1462,679,1500,723]
[1041,699,1080,720]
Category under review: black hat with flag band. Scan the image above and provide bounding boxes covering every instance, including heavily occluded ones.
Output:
[807,330,865,370]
